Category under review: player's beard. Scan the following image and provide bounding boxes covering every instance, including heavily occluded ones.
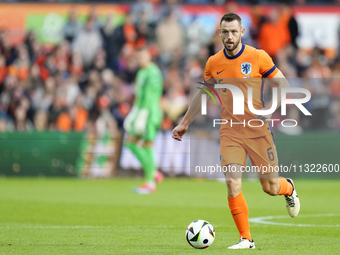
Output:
[224,36,241,53]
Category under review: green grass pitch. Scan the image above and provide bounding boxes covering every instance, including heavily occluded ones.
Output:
[0,178,339,254]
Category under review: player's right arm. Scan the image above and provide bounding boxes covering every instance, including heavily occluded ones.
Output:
[172,58,215,141]
[171,86,205,141]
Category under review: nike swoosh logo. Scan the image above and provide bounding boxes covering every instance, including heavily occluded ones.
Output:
[233,212,243,216]
[217,70,224,74]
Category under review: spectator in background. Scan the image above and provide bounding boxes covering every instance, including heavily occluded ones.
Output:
[48,91,70,131]
[207,29,224,57]
[72,94,88,132]
[69,51,84,78]
[55,40,71,67]
[20,96,34,122]
[121,12,137,53]
[80,95,118,177]
[161,85,187,124]
[186,16,207,57]
[24,30,37,62]
[131,0,155,24]
[88,5,100,31]
[110,23,126,72]
[222,0,239,17]
[156,10,184,66]
[118,44,138,84]
[73,18,102,69]
[331,62,340,99]
[44,53,58,77]
[0,30,17,66]
[0,54,8,85]
[306,48,332,80]
[32,76,56,111]
[158,0,182,22]
[26,64,43,91]
[83,84,98,112]
[32,40,46,70]
[64,75,80,106]
[87,69,102,93]
[93,50,107,75]
[8,44,30,81]
[34,110,48,132]
[135,11,156,48]
[249,0,267,47]
[0,118,9,132]
[330,99,340,131]
[281,2,299,50]
[1,76,16,115]
[13,106,34,131]
[258,7,290,60]
[63,9,81,43]
[100,15,117,71]
[100,13,127,72]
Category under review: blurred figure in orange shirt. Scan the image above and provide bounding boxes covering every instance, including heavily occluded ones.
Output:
[280,1,299,50]
[73,95,88,132]
[258,8,290,60]
[56,112,72,132]
[8,44,30,81]
[249,0,267,47]
[0,54,7,84]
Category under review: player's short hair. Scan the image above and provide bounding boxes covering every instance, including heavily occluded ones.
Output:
[220,13,242,27]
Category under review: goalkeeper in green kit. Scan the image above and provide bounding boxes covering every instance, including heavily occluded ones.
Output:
[124,47,164,194]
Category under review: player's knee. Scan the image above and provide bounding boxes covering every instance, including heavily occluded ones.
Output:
[126,135,139,144]
[226,178,241,197]
[226,178,236,187]
[142,140,153,148]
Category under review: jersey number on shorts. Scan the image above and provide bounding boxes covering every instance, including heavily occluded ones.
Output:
[267,147,275,162]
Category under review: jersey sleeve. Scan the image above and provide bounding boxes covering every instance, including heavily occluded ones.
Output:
[258,50,279,79]
[204,57,216,86]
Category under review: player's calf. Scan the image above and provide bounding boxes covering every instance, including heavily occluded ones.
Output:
[260,177,280,196]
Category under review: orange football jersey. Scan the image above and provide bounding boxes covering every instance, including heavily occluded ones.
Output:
[204,44,279,138]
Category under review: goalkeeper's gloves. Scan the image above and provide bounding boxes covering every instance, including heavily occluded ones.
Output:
[134,108,149,135]
[123,106,138,132]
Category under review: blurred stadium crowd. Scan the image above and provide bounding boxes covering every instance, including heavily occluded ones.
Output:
[1,0,340,138]
[3,0,340,4]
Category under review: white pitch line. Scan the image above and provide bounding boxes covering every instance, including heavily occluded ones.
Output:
[248,213,340,227]
[1,214,339,229]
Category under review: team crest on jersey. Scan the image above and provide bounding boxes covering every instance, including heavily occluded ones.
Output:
[241,62,252,75]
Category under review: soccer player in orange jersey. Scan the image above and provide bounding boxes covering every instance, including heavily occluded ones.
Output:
[172,13,300,249]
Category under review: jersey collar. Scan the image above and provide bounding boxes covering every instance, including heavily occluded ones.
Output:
[223,44,245,60]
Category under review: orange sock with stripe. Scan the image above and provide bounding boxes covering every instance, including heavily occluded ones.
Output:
[227,192,251,241]
[278,177,293,196]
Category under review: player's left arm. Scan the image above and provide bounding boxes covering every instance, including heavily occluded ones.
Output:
[256,70,290,122]
[257,49,290,122]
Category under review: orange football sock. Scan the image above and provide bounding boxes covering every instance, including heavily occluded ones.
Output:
[227,192,251,241]
[278,177,293,196]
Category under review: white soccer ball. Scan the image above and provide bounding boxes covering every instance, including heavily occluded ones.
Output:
[185,220,215,249]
